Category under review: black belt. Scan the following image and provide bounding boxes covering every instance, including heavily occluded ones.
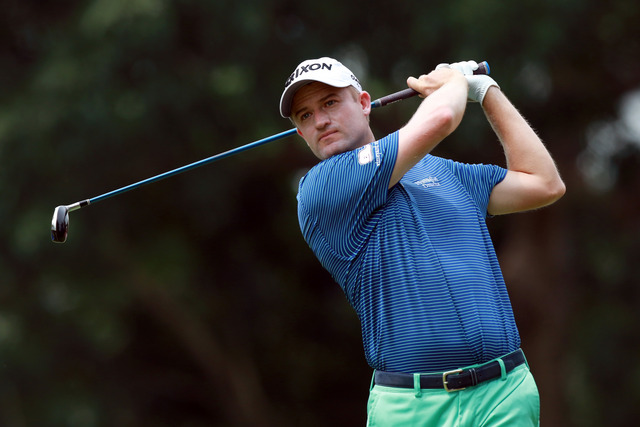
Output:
[374,349,525,392]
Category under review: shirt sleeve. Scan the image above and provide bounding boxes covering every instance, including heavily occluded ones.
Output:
[440,159,508,217]
[297,132,399,258]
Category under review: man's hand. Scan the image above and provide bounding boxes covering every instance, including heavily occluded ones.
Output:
[437,60,479,76]
[437,60,499,105]
[406,67,466,98]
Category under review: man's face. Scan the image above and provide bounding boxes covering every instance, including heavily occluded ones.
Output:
[290,82,373,160]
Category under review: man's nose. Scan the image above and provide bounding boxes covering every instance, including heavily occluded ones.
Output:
[314,110,330,128]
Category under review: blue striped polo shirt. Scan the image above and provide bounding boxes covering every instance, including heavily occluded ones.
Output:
[297,131,520,373]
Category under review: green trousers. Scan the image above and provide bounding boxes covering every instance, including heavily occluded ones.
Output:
[366,364,540,427]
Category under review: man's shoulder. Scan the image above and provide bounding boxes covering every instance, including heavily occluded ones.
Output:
[303,136,394,179]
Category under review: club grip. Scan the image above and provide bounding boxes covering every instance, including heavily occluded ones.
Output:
[371,61,490,109]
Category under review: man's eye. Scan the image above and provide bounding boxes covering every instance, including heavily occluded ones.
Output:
[326,99,337,107]
[300,112,311,121]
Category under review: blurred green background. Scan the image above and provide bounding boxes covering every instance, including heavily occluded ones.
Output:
[1,0,639,425]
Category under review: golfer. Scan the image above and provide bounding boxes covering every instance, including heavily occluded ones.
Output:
[280,57,565,425]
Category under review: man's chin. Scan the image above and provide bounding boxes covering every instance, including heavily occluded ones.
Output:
[319,141,347,159]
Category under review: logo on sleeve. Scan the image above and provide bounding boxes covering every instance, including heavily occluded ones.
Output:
[357,144,373,165]
[357,142,382,166]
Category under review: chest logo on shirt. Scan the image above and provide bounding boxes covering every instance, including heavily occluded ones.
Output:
[414,176,441,188]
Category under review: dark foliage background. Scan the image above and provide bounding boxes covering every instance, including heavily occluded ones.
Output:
[1,0,639,425]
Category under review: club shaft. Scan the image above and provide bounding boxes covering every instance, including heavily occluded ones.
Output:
[65,60,490,210]
[85,128,297,206]
[73,98,378,209]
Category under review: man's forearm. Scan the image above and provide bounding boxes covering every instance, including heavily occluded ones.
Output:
[483,87,561,181]
[390,70,468,187]
[483,87,566,214]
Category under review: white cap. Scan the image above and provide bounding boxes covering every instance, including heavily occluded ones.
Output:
[279,57,363,118]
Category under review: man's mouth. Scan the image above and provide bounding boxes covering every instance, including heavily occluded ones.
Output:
[318,130,337,142]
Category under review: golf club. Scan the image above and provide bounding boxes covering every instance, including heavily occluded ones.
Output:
[51,61,489,243]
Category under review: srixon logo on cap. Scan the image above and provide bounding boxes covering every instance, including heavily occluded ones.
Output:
[284,62,334,88]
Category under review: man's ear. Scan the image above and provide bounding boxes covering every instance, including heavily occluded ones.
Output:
[360,91,372,116]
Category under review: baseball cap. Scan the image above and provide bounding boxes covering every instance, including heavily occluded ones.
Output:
[279,57,363,118]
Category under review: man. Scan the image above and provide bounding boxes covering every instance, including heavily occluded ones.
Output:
[279,57,565,426]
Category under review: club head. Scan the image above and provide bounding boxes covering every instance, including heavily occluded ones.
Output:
[51,205,69,243]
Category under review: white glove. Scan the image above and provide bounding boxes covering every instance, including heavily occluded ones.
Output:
[466,74,499,105]
[436,60,478,76]
[436,60,499,105]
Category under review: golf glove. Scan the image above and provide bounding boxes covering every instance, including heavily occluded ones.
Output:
[436,60,499,105]
[437,60,478,76]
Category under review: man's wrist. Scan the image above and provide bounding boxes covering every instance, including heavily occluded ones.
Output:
[467,75,499,105]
